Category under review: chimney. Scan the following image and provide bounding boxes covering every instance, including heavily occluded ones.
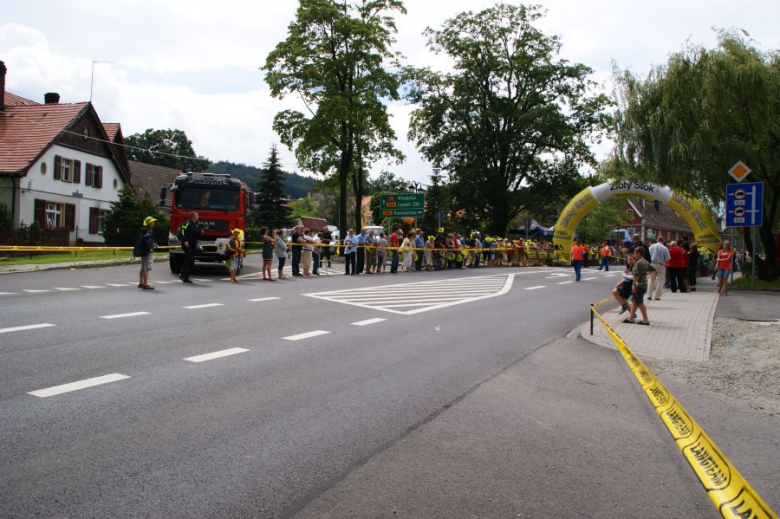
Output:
[0,61,6,112]
[44,92,60,104]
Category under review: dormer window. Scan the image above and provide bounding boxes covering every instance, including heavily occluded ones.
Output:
[82,127,90,140]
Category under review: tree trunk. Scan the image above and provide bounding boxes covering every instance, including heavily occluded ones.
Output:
[352,164,364,232]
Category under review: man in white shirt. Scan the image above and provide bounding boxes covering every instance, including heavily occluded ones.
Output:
[648,236,670,300]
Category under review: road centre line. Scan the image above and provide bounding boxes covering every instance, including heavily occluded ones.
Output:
[184,347,250,363]
[100,312,151,320]
[351,318,386,326]
[248,297,280,302]
[54,287,81,291]
[0,323,56,334]
[0,292,17,296]
[28,373,129,398]
[80,285,105,289]
[23,289,50,293]
[557,281,574,285]
[106,283,131,287]
[283,330,330,341]
[583,277,597,281]
[184,303,224,309]
[525,286,546,290]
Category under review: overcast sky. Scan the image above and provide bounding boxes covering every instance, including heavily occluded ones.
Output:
[3,0,779,185]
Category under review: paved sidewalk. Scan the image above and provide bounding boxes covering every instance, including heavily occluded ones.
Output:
[580,282,720,361]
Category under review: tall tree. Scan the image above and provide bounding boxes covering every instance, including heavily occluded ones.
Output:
[421,168,450,235]
[406,4,611,236]
[612,30,779,279]
[125,128,210,171]
[368,171,408,194]
[264,0,406,237]
[253,145,294,230]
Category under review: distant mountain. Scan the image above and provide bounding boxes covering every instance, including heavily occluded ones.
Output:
[209,160,317,199]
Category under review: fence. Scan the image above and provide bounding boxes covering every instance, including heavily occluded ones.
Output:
[0,227,69,249]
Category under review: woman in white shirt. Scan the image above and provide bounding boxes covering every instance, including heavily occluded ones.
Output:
[401,231,414,272]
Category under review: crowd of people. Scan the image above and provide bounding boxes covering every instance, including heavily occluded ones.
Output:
[603,233,736,327]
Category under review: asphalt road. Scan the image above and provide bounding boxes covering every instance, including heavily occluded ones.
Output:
[0,261,777,518]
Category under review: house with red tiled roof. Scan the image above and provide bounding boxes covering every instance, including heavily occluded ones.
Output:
[0,60,130,244]
[128,160,181,211]
[622,198,692,245]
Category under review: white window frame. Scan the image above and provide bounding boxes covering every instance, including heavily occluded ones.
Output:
[45,202,64,228]
[61,158,73,183]
[97,209,108,234]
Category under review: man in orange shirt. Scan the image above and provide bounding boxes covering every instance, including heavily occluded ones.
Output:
[571,239,584,281]
[583,242,591,268]
[598,241,611,271]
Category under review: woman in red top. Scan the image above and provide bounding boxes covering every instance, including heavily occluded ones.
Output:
[666,241,688,293]
[716,240,734,295]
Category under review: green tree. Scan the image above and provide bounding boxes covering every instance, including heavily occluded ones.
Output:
[253,145,294,230]
[103,187,168,246]
[612,30,779,279]
[0,202,11,230]
[209,160,317,199]
[125,128,210,172]
[421,168,450,235]
[264,0,406,237]
[288,197,317,219]
[368,171,408,194]
[406,4,611,236]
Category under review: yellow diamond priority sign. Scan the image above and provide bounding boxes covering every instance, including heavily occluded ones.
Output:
[728,161,752,182]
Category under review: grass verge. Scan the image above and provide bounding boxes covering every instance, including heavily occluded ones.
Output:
[730,276,780,291]
[0,250,168,266]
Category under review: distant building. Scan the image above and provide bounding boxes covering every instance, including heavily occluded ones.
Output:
[622,199,691,244]
[297,216,329,233]
[0,61,130,244]
[128,160,182,212]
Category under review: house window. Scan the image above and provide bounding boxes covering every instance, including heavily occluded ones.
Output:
[61,158,73,182]
[85,164,103,188]
[97,210,108,234]
[46,202,64,228]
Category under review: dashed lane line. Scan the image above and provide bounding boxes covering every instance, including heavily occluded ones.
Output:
[100,312,151,320]
[557,281,574,285]
[28,373,130,398]
[80,285,105,289]
[0,292,17,296]
[283,330,330,341]
[23,289,50,293]
[106,283,132,287]
[583,277,597,281]
[184,347,250,363]
[248,297,280,302]
[351,318,386,326]
[54,287,81,291]
[183,303,224,310]
[525,286,546,290]
[0,323,56,334]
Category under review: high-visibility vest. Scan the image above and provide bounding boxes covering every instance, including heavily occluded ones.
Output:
[601,245,610,257]
[571,246,584,261]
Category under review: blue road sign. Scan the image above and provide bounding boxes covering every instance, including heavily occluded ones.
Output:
[726,182,763,227]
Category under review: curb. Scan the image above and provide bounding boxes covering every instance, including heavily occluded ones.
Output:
[0,255,170,275]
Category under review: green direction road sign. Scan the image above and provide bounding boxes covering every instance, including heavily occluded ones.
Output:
[380,193,425,218]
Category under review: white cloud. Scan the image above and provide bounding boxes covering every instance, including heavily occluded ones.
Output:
[3,0,779,186]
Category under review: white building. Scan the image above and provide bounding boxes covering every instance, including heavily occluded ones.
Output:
[0,60,130,244]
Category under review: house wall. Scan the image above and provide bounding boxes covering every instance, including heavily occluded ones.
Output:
[16,144,125,243]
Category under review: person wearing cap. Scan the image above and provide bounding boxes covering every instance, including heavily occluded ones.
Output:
[226,229,245,283]
[138,216,158,290]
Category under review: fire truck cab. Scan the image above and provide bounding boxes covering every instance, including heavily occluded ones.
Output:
[163,172,252,273]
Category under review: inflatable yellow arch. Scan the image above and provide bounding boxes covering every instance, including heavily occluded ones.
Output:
[552,181,721,264]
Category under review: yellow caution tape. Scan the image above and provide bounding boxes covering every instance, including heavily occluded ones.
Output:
[591,305,778,519]
[0,246,176,252]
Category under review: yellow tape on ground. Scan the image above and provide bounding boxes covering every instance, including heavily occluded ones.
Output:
[590,306,777,519]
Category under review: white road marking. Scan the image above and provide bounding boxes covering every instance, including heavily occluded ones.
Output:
[603,275,615,278]
[54,287,81,291]
[0,323,56,334]
[525,286,546,290]
[184,303,224,309]
[106,283,131,287]
[351,318,386,326]
[28,373,129,398]
[305,274,516,316]
[0,292,17,296]
[23,289,51,293]
[155,280,177,284]
[193,278,211,282]
[248,297,280,302]
[184,347,250,363]
[557,281,574,285]
[583,277,597,281]
[100,312,151,320]
[80,285,105,289]
[283,330,330,341]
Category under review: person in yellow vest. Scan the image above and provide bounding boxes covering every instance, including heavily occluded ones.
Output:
[226,229,245,283]
[571,239,584,281]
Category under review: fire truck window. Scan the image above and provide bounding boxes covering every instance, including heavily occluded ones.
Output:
[177,188,240,211]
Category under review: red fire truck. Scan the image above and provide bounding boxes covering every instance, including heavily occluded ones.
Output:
[162,172,252,273]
